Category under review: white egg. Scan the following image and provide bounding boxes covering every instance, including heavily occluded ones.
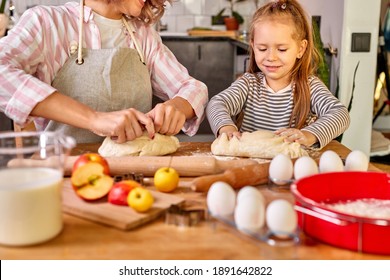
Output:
[293,156,319,180]
[206,181,236,217]
[237,186,265,205]
[266,199,297,238]
[345,150,369,171]
[319,150,344,173]
[234,195,265,233]
[269,154,294,185]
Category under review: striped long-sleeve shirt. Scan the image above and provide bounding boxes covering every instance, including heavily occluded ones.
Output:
[207,72,350,148]
[0,2,207,135]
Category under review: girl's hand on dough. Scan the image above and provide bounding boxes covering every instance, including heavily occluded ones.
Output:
[218,125,241,140]
[275,128,317,147]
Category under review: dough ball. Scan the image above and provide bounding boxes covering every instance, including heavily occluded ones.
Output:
[98,133,180,157]
[211,130,307,159]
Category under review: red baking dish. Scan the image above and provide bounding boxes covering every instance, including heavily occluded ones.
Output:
[291,171,390,255]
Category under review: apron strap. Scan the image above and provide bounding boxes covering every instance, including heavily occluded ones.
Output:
[121,17,145,64]
[77,0,84,65]
[76,2,145,65]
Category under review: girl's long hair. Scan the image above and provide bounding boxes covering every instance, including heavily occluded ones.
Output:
[248,0,320,129]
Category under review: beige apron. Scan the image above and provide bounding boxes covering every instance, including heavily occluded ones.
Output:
[47,5,152,143]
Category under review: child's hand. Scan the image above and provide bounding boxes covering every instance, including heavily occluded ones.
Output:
[218,125,241,140]
[275,128,317,147]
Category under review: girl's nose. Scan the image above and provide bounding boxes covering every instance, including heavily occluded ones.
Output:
[266,50,277,61]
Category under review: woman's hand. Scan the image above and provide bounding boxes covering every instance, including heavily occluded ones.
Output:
[218,125,241,139]
[275,128,317,147]
[90,108,155,143]
[147,102,186,136]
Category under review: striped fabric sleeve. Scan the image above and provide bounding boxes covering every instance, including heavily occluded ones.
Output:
[301,77,351,148]
[0,7,59,125]
[206,74,250,136]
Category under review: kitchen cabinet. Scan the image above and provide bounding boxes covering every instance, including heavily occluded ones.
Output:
[0,113,13,131]
[159,36,235,135]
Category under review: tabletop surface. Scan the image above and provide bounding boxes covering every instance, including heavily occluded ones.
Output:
[1,140,389,260]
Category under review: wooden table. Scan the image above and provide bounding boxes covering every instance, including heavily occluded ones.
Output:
[1,141,389,260]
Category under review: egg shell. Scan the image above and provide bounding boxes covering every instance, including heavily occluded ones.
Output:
[269,154,294,185]
[319,150,344,173]
[206,181,236,217]
[236,186,265,205]
[293,156,319,180]
[345,150,369,171]
[234,196,265,232]
[266,199,297,238]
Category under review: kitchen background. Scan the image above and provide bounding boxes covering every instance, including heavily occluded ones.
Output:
[2,0,390,156]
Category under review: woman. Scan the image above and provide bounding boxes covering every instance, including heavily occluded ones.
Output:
[0,0,208,143]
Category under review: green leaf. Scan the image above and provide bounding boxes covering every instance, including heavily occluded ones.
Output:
[232,11,244,25]
[0,0,7,14]
[312,19,330,88]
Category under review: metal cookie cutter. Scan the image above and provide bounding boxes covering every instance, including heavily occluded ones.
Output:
[113,173,144,185]
[165,204,205,227]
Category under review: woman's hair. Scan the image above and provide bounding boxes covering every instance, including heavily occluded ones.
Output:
[140,0,172,24]
[247,0,321,129]
[108,0,172,24]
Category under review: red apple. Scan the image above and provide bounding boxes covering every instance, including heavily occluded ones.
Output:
[108,180,141,206]
[72,153,110,175]
[127,187,154,212]
[71,162,114,201]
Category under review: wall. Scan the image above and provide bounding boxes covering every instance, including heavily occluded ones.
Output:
[161,0,266,33]
[338,0,381,154]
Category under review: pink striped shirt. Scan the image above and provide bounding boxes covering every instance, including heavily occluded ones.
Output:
[0,2,208,135]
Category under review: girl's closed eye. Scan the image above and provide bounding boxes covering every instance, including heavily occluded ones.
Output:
[257,47,267,52]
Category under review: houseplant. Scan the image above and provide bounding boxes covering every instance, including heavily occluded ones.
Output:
[214,0,265,30]
[0,0,8,37]
[218,0,246,30]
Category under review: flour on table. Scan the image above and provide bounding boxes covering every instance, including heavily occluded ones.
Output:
[98,133,179,157]
[211,130,308,159]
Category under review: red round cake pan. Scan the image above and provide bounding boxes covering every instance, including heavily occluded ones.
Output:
[291,171,390,255]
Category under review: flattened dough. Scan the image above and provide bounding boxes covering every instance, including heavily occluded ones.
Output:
[98,133,180,157]
[211,130,308,158]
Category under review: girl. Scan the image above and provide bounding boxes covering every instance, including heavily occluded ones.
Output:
[207,0,350,148]
[0,0,208,143]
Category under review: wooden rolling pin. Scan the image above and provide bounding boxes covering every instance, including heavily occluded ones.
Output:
[64,156,258,177]
[190,162,271,192]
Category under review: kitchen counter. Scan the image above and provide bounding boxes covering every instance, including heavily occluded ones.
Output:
[161,32,250,52]
[0,141,389,260]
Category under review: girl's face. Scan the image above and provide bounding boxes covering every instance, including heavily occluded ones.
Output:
[86,0,146,19]
[251,18,307,91]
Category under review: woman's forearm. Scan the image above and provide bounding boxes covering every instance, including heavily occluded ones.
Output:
[163,97,195,120]
[30,92,96,130]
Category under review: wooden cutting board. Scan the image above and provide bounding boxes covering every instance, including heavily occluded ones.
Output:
[61,179,184,230]
[187,30,237,38]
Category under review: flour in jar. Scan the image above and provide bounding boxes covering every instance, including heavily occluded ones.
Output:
[325,198,390,219]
